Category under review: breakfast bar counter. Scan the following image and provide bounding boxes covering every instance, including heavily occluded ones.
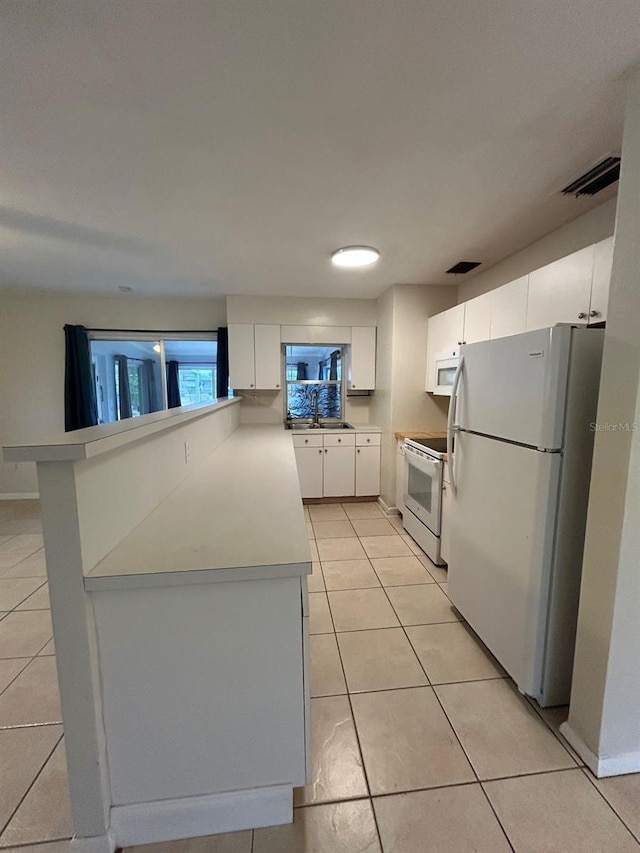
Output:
[3,402,311,853]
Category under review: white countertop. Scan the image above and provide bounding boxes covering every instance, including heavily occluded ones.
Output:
[3,398,241,463]
[85,424,311,591]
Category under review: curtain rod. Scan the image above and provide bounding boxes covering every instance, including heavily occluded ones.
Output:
[85,328,217,333]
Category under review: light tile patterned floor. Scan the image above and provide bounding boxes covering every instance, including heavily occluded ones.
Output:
[1,499,638,852]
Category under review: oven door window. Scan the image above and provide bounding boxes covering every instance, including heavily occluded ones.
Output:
[407,463,434,514]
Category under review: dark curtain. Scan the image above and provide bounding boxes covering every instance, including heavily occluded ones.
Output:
[296,362,308,380]
[64,324,98,431]
[142,359,157,414]
[216,327,229,398]
[166,360,181,408]
[115,355,132,419]
[317,361,324,380]
[329,350,339,380]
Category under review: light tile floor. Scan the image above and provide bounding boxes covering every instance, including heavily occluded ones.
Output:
[1,499,638,852]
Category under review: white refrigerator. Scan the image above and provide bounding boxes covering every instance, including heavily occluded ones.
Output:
[447,325,604,707]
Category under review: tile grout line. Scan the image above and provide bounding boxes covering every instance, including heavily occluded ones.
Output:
[577,766,640,845]
[376,550,518,853]
[0,729,64,841]
[323,566,386,853]
[0,657,33,698]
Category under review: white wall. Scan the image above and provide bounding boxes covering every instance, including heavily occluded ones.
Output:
[0,291,226,495]
[564,68,640,776]
[371,284,458,507]
[457,198,617,303]
[226,295,377,426]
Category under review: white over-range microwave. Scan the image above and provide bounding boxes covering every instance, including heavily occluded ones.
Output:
[433,347,460,396]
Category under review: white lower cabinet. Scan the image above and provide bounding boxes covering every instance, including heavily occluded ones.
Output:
[356,445,381,497]
[323,446,356,497]
[294,446,324,498]
[292,432,380,498]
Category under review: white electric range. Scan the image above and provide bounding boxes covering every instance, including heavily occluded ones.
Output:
[402,436,447,566]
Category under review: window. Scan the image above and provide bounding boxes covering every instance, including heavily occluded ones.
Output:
[284,344,344,421]
[90,333,219,424]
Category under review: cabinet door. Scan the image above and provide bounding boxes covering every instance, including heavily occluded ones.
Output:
[294,447,323,498]
[463,292,492,344]
[228,324,256,389]
[440,479,452,565]
[395,440,406,513]
[355,445,381,497]
[526,246,594,331]
[323,446,355,497]
[490,276,529,339]
[589,236,613,324]
[349,327,376,390]
[254,324,282,390]
[426,304,465,392]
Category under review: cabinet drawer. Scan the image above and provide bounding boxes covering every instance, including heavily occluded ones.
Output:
[292,434,323,448]
[323,433,356,448]
[356,432,381,447]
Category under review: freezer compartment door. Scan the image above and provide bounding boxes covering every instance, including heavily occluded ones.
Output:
[448,431,561,700]
[457,326,571,449]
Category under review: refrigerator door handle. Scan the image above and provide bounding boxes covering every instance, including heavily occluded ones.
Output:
[447,354,464,495]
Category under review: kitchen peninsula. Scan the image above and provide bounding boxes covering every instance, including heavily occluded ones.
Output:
[3,399,311,853]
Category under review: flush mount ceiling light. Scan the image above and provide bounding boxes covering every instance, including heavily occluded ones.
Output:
[331,246,380,268]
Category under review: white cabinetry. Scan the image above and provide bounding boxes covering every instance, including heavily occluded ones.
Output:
[349,326,377,390]
[526,246,594,331]
[293,432,380,498]
[426,304,465,392]
[396,439,406,513]
[463,292,492,344]
[356,434,382,497]
[589,236,613,323]
[293,435,324,499]
[324,448,356,497]
[228,324,256,389]
[229,323,282,390]
[254,324,282,390]
[490,275,529,339]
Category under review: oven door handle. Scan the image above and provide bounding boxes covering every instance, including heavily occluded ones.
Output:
[447,354,464,496]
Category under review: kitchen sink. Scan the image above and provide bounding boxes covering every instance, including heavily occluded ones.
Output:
[285,422,353,430]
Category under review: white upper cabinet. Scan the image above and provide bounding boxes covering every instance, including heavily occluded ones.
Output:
[254,324,282,390]
[526,245,595,331]
[229,323,282,390]
[462,291,492,344]
[490,275,529,340]
[228,324,256,389]
[589,236,614,324]
[349,326,376,390]
[426,303,465,392]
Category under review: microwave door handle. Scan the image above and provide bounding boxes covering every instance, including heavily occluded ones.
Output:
[447,354,464,496]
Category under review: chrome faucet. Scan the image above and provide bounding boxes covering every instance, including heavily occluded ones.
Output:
[310,388,320,426]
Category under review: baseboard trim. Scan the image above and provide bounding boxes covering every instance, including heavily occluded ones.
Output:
[0,492,39,500]
[378,497,399,515]
[110,785,293,847]
[70,830,116,853]
[560,722,640,777]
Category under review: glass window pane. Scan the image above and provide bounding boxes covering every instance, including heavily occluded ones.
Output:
[91,339,162,424]
[287,384,341,419]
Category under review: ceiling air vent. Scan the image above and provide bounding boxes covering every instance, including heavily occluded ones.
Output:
[561,156,621,197]
[446,261,481,275]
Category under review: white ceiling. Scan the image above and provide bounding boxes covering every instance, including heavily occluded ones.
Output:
[1,1,639,299]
